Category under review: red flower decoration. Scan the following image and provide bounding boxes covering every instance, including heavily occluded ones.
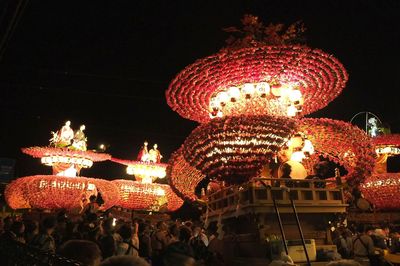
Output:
[360,173,400,210]
[167,147,205,201]
[22,147,111,162]
[111,179,183,212]
[372,134,400,147]
[5,175,119,210]
[167,45,348,123]
[298,118,376,185]
[182,115,297,184]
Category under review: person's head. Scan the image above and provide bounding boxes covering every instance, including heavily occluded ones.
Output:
[24,220,38,235]
[100,256,150,266]
[179,225,192,243]
[89,195,97,203]
[169,223,180,238]
[58,240,102,266]
[42,216,57,234]
[65,121,71,127]
[80,125,86,131]
[118,224,133,241]
[355,223,366,234]
[11,221,25,236]
[192,226,202,237]
[156,221,167,231]
[101,218,114,234]
[162,242,196,266]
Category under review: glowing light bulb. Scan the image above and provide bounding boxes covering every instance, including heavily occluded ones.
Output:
[227,87,240,102]
[289,89,302,102]
[216,91,229,106]
[256,82,270,97]
[291,151,305,162]
[242,83,255,99]
[302,139,314,155]
[271,84,282,97]
[287,105,297,117]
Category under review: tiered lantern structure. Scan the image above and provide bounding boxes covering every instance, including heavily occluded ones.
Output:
[360,134,400,210]
[111,142,183,212]
[5,121,119,211]
[166,16,374,200]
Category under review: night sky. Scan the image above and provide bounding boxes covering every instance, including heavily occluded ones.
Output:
[1,0,399,179]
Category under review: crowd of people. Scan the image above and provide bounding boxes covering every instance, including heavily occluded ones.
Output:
[330,223,400,266]
[0,196,223,266]
[1,194,400,266]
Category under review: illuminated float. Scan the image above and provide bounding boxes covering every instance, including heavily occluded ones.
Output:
[166,16,377,263]
[5,121,119,211]
[111,142,183,212]
[360,134,400,210]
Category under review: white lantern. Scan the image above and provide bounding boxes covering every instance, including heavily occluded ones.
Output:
[256,82,270,97]
[289,89,302,102]
[216,91,229,106]
[302,139,315,155]
[287,105,297,117]
[242,83,255,98]
[227,87,241,102]
[290,151,306,162]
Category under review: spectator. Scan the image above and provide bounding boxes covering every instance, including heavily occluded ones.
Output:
[24,220,39,244]
[0,220,25,243]
[151,221,170,257]
[352,224,374,266]
[138,222,152,259]
[31,216,57,253]
[116,224,139,257]
[58,239,102,266]
[98,218,116,259]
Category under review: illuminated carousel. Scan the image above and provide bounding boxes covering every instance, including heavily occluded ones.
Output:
[166,16,376,263]
[111,142,183,213]
[5,121,119,211]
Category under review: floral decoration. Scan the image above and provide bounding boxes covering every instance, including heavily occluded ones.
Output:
[298,118,376,185]
[371,134,400,147]
[22,147,111,162]
[360,173,400,210]
[111,179,183,212]
[166,45,348,123]
[167,147,205,201]
[5,175,119,210]
[182,115,297,184]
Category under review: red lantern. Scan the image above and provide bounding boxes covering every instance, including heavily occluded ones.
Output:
[112,179,183,212]
[167,147,205,201]
[298,118,376,185]
[360,173,400,210]
[166,45,348,123]
[182,115,297,184]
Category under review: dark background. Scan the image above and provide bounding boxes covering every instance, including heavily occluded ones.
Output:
[1,0,399,179]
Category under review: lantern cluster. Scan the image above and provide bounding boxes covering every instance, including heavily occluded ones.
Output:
[167,148,205,201]
[111,179,183,212]
[167,45,348,123]
[182,115,297,184]
[372,134,400,156]
[111,158,167,184]
[360,173,400,210]
[209,82,303,118]
[5,175,120,211]
[298,118,376,185]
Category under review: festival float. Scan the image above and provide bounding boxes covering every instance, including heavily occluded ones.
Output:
[5,121,119,211]
[110,142,183,213]
[166,16,376,264]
